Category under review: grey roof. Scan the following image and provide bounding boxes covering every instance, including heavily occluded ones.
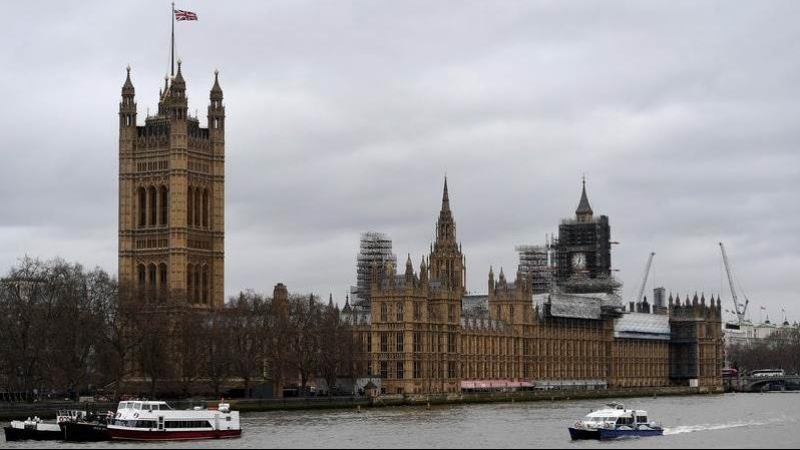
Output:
[613,312,671,340]
[576,180,593,216]
[550,294,602,320]
[549,291,623,320]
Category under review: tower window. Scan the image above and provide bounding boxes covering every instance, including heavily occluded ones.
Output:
[159,263,168,291]
[194,187,201,227]
[202,189,209,228]
[137,187,146,227]
[202,265,209,304]
[148,186,157,226]
[137,264,146,287]
[159,186,168,226]
[187,187,194,227]
[148,263,156,289]
[187,264,194,303]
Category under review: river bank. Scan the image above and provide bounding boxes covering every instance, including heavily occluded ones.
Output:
[0,386,720,421]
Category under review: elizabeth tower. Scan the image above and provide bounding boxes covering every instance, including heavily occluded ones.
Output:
[118,61,225,308]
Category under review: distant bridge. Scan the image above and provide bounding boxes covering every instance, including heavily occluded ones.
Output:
[727,376,800,392]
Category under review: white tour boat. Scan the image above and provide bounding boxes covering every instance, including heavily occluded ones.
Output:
[107,399,241,441]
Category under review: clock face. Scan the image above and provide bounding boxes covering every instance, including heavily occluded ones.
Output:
[571,252,587,270]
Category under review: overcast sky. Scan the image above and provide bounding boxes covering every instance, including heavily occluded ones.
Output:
[1,1,798,323]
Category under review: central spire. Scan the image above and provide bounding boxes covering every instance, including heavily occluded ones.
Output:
[442,176,450,212]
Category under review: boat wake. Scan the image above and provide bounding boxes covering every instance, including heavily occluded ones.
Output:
[664,420,768,435]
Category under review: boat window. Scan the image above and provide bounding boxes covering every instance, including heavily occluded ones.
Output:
[637,416,647,423]
[133,403,142,410]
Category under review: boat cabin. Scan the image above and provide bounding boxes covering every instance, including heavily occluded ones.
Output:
[582,403,650,428]
[116,401,173,412]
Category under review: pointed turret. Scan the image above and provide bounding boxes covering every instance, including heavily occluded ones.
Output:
[211,69,223,101]
[122,66,135,98]
[328,293,334,308]
[575,176,594,223]
[208,69,225,149]
[119,66,137,129]
[172,59,186,91]
[163,59,188,121]
[420,257,428,285]
[342,294,352,313]
[488,266,495,292]
[405,254,414,285]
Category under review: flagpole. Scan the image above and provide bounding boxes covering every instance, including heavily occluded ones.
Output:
[171,2,175,77]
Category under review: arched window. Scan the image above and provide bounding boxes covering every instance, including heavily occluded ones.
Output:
[194,265,201,305]
[202,265,209,304]
[148,263,157,289]
[159,263,168,290]
[202,189,209,228]
[137,264,146,287]
[187,264,194,303]
[137,187,146,227]
[194,187,201,228]
[159,186,168,226]
[187,187,194,227]
[148,186,157,226]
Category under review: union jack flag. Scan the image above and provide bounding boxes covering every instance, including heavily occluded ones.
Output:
[174,9,198,21]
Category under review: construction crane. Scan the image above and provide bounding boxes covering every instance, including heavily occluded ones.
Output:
[634,252,656,303]
[719,242,749,324]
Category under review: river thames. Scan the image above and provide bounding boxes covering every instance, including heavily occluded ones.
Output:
[3,392,798,449]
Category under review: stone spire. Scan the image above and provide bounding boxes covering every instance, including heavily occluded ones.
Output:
[210,69,223,101]
[122,65,135,97]
[429,177,464,293]
[442,176,450,212]
[575,176,594,223]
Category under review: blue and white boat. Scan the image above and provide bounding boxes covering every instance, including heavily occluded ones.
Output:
[568,402,664,440]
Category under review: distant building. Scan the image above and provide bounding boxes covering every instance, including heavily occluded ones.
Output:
[117,62,225,308]
[343,179,723,395]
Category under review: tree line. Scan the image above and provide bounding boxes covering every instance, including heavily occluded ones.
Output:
[727,328,800,376]
[0,256,359,401]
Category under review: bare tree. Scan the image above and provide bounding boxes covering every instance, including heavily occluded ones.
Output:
[287,294,323,392]
[227,290,266,398]
[204,312,232,397]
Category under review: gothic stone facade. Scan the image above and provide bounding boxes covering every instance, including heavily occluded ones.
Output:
[344,180,723,394]
[118,62,225,308]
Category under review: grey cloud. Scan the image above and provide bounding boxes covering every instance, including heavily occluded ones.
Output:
[1,0,798,321]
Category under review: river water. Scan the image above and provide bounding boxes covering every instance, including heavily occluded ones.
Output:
[4,392,798,449]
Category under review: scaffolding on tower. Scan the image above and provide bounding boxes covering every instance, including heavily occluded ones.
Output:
[353,232,397,307]
[516,242,555,295]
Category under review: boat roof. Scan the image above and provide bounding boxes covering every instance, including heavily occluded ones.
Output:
[118,400,170,407]
[584,404,648,418]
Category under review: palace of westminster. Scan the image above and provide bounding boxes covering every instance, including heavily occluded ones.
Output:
[117,59,723,396]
